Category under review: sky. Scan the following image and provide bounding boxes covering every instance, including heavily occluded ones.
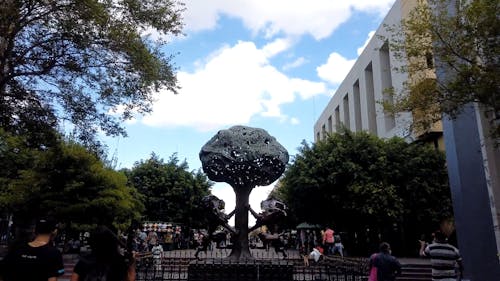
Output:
[102,0,397,224]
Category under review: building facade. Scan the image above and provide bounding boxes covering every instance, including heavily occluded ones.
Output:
[313,1,500,279]
[313,0,443,148]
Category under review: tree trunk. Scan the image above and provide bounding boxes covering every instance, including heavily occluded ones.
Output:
[228,185,253,260]
[0,0,17,95]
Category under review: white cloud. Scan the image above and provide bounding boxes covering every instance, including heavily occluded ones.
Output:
[262,38,293,57]
[182,0,395,40]
[141,40,326,131]
[283,57,308,71]
[350,0,396,14]
[290,117,300,125]
[315,29,377,86]
[316,53,356,85]
[357,31,376,56]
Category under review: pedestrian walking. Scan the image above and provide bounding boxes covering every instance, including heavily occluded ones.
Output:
[332,233,344,257]
[194,230,210,260]
[151,240,163,271]
[420,230,463,281]
[369,242,401,281]
[1,218,65,281]
[70,225,135,281]
[146,230,158,251]
[322,227,334,255]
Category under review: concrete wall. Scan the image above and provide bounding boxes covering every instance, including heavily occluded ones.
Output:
[314,0,413,141]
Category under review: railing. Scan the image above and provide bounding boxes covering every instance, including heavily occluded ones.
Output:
[135,249,369,281]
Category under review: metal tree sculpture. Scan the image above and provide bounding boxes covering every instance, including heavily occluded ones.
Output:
[199,125,289,260]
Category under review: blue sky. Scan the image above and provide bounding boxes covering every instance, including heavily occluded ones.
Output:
[102,0,396,222]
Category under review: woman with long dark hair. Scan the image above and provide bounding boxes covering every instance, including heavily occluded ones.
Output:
[70,226,135,281]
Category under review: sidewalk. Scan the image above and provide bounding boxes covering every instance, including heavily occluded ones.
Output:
[59,254,78,281]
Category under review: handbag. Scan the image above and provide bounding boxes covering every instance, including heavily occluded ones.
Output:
[368,266,378,281]
[368,253,378,281]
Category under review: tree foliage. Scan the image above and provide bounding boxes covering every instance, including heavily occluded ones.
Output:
[0,133,143,231]
[0,129,36,208]
[279,130,452,254]
[125,153,212,227]
[384,0,499,138]
[0,0,184,145]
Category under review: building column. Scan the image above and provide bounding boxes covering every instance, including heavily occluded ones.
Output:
[442,104,500,280]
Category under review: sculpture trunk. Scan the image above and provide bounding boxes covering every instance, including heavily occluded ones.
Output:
[199,125,289,261]
[229,185,253,260]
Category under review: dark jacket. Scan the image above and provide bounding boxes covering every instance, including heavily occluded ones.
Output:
[373,252,402,281]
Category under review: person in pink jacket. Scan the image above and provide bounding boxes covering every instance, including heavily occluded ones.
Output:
[323,227,335,255]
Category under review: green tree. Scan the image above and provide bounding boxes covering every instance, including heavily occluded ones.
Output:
[0,129,51,241]
[0,129,35,210]
[383,0,499,138]
[125,153,212,227]
[0,0,184,145]
[279,130,452,255]
[0,138,143,233]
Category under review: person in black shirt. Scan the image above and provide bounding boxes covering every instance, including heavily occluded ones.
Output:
[1,218,64,281]
[71,225,135,281]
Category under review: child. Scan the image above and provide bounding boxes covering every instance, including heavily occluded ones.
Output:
[333,234,344,257]
[302,252,310,266]
[151,240,163,272]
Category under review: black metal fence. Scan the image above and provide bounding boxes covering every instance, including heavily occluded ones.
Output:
[135,249,369,281]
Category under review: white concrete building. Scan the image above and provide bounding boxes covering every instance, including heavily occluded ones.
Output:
[314,0,430,143]
[313,1,500,278]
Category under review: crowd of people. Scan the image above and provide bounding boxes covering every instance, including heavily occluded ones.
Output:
[0,218,464,281]
[296,226,345,264]
[128,227,228,254]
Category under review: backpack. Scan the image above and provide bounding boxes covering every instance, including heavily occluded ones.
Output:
[334,234,341,243]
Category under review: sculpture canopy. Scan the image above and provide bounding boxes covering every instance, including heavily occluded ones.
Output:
[199,125,289,188]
